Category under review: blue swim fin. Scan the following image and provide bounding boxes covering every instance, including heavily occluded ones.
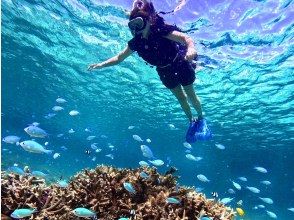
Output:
[186,118,212,143]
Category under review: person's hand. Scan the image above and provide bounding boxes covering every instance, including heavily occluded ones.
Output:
[87,63,103,71]
[185,48,197,61]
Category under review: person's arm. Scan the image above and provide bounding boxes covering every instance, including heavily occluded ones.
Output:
[88,46,133,71]
[164,31,197,61]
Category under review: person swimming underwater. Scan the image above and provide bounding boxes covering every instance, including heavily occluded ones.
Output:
[88,0,204,124]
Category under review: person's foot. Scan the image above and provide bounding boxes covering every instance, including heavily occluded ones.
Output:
[190,117,198,123]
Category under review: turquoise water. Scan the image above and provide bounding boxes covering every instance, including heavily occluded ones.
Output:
[1,0,294,219]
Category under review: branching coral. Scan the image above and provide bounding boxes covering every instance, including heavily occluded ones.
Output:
[1,166,235,219]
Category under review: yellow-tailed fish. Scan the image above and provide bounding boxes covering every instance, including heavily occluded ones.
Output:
[236,207,245,216]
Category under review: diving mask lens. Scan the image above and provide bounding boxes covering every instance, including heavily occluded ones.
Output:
[128,17,146,32]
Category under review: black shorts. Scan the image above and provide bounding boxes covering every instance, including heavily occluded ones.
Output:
[156,59,196,89]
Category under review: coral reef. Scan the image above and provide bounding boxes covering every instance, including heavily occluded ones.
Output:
[1,166,235,219]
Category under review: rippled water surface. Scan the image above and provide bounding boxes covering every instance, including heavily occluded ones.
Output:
[2,0,294,219]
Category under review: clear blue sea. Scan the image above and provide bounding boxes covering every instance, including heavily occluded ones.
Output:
[1,0,294,219]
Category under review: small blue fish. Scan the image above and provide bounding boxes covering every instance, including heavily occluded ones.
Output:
[52,106,64,111]
[228,188,235,194]
[2,135,20,144]
[254,166,268,173]
[105,154,114,159]
[146,138,151,143]
[232,181,241,190]
[197,174,210,182]
[72,208,96,218]
[44,112,56,119]
[95,148,102,153]
[123,182,136,194]
[266,210,277,219]
[200,217,212,220]
[10,208,36,218]
[57,180,69,188]
[32,171,47,178]
[20,140,52,154]
[246,186,260,193]
[259,197,273,204]
[69,110,80,116]
[24,126,48,138]
[148,159,164,166]
[261,180,271,185]
[57,133,64,138]
[140,145,154,159]
[68,129,75,134]
[168,123,176,129]
[238,176,247,182]
[220,197,234,204]
[91,143,98,150]
[30,122,40,127]
[166,156,171,167]
[86,135,96,141]
[60,146,68,151]
[133,134,143,142]
[185,154,202,161]
[84,128,91,132]
[7,166,25,175]
[139,161,149,167]
[166,197,180,204]
[139,172,149,179]
[56,97,67,103]
[118,218,129,220]
[215,143,225,150]
[183,142,192,149]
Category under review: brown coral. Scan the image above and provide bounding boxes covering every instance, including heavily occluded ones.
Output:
[1,166,235,219]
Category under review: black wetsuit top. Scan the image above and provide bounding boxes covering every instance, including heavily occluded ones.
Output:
[128,24,185,67]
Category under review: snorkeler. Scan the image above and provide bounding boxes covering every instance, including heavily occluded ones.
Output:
[88,0,211,142]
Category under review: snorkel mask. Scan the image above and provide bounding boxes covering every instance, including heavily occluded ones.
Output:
[128,16,147,35]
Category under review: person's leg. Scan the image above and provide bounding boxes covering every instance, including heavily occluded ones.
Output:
[183,83,203,119]
[170,85,193,122]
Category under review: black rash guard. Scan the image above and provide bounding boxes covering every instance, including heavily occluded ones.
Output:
[128,24,186,67]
